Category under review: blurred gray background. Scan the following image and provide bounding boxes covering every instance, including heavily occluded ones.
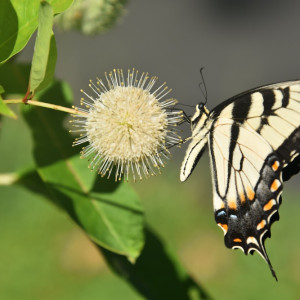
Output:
[19,0,300,110]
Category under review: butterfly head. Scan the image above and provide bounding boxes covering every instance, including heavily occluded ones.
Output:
[190,102,210,131]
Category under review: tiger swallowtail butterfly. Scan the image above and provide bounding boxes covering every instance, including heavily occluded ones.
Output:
[180,80,300,280]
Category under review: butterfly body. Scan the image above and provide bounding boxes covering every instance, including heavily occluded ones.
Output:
[181,81,300,280]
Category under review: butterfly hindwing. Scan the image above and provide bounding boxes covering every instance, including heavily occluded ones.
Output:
[210,121,282,279]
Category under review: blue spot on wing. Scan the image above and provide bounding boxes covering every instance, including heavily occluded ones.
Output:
[217,210,226,217]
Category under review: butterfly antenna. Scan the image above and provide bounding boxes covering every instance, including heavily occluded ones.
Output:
[178,103,195,108]
[198,67,208,105]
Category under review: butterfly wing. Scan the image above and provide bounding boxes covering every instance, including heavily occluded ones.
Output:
[209,81,300,279]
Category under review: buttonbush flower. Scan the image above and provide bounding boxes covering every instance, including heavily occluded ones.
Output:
[71,69,183,181]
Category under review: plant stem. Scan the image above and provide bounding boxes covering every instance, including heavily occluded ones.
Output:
[3,99,87,115]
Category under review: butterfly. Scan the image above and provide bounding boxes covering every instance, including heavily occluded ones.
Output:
[180,80,300,280]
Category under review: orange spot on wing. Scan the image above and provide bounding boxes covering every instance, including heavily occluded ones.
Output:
[218,223,228,233]
[270,179,280,192]
[233,238,242,243]
[240,192,246,204]
[272,161,280,171]
[228,199,237,210]
[257,219,266,230]
[246,186,255,201]
[263,199,276,211]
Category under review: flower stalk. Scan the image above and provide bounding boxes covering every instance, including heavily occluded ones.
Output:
[3,99,87,116]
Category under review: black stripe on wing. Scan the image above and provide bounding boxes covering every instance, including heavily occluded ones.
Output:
[261,89,275,115]
[281,87,290,107]
[231,94,252,121]
[225,125,240,195]
[211,80,300,118]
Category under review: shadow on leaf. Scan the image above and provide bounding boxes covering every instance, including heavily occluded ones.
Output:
[102,227,212,300]
[22,80,78,167]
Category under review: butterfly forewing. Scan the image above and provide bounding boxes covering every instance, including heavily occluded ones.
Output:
[181,80,300,280]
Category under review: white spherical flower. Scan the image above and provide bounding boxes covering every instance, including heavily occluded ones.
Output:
[71,69,183,181]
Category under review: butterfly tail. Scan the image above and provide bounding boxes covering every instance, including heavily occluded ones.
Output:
[253,238,278,281]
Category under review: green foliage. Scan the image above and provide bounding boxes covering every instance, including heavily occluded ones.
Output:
[0,0,73,64]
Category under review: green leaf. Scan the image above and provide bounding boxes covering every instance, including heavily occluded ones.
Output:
[0,0,73,64]
[35,33,57,93]
[21,81,145,261]
[29,1,56,94]
[102,227,212,300]
[0,85,16,118]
